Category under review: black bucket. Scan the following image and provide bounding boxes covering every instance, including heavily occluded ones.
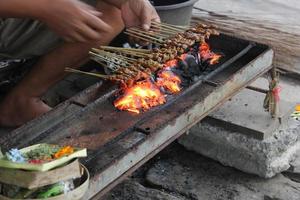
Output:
[152,0,198,26]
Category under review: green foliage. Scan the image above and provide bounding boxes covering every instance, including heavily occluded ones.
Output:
[24,144,60,161]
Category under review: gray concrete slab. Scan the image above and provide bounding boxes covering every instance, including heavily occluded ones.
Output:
[179,116,300,178]
[208,89,295,140]
[145,144,300,200]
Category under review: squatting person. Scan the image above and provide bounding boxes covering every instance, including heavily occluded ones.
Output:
[0,0,160,127]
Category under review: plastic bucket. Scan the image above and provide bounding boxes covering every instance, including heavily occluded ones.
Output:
[153,0,198,26]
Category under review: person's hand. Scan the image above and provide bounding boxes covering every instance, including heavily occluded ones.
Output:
[36,0,112,42]
[120,0,160,30]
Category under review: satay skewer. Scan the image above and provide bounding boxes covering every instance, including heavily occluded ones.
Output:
[125,30,164,43]
[65,67,110,79]
[124,32,162,45]
[96,48,149,58]
[152,21,190,29]
[76,22,221,85]
[89,51,130,67]
[100,46,151,53]
[97,47,150,57]
[151,21,188,32]
[91,48,137,63]
[150,24,180,34]
[158,22,190,30]
[129,27,171,38]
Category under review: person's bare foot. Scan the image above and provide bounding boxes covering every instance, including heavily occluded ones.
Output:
[0,92,51,127]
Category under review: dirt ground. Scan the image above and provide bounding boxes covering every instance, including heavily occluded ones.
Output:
[103,141,300,200]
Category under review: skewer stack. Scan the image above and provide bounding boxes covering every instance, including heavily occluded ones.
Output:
[66,22,219,86]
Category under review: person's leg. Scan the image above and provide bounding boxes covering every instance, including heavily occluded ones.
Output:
[0,1,124,127]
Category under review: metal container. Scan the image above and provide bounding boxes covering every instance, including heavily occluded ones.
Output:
[153,0,198,26]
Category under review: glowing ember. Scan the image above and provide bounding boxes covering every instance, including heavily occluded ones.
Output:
[114,42,222,114]
[156,70,181,93]
[164,54,188,68]
[164,59,178,67]
[114,80,166,114]
[199,42,222,65]
[179,53,188,61]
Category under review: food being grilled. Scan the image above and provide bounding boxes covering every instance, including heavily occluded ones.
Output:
[66,22,219,86]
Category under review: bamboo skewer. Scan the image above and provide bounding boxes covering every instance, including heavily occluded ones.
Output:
[65,68,109,79]
[100,46,151,53]
[150,24,180,34]
[126,30,163,43]
[98,48,149,58]
[153,21,190,30]
[89,52,129,69]
[125,30,164,43]
[97,48,148,58]
[71,22,220,84]
[91,48,136,63]
[151,21,187,33]
[129,27,171,38]
[124,32,162,45]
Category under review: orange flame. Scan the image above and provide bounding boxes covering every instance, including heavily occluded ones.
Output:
[114,42,221,114]
[199,42,221,65]
[156,70,181,93]
[164,59,178,67]
[164,54,188,68]
[179,53,188,61]
[114,80,166,114]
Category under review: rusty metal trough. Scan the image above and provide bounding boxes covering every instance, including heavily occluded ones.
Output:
[0,34,274,199]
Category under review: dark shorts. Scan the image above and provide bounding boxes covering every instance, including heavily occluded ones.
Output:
[0,0,97,60]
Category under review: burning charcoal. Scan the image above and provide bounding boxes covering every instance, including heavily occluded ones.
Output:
[180,79,191,87]
[177,60,189,73]
[199,61,209,71]
[185,55,201,76]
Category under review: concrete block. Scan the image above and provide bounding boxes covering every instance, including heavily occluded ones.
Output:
[208,89,294,140]
[179,117,300,178]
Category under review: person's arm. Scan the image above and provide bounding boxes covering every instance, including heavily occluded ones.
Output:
[102,0,129,8]
[0,0,112,43]
[103,0,160,30]
[0,0,43,18]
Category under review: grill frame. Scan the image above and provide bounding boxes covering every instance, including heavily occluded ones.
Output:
[0,34,273,199]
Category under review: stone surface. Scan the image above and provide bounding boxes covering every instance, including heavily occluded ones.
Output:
[179,117,300,178]
[208,89,294,140]
[103,180,184,200]
[145,144,300,200]
[282,148,300,183]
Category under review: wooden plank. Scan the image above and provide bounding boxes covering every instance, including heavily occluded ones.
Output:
[193,0,300,75]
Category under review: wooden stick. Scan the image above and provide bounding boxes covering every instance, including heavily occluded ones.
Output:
[96,47,148,58]
[150,24,180,34]
[152,21,186,32]
[91,48,136,63]
[129,27,170,39]
[125,30,164,43]
[100,46,151,53]
[89,51,129,67]
[154,21,190,30]
[152,22,188,31]
[65,68,109,79]
[128,28,165,41]
[124,31,163,45]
